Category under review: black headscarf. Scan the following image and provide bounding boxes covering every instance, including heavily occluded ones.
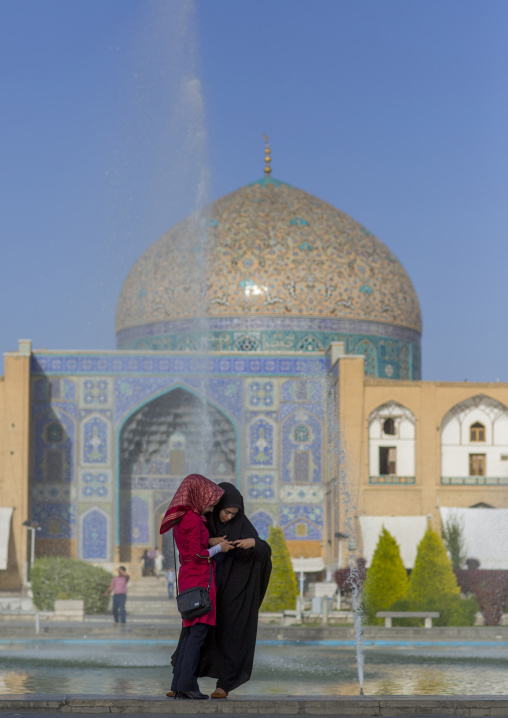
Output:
[198,481,272,691]
[207,482,245,541]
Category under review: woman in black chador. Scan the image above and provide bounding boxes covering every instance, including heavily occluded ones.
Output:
[198,481,272,698]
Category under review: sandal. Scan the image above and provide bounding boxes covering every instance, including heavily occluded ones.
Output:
[211,688,228,699]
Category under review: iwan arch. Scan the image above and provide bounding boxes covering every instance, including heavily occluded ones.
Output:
[1,172,507,588]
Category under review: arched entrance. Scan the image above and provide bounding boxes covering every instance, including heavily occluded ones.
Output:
[118,387,238,561]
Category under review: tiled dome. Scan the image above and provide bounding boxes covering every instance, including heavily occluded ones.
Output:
[116,177,421,379]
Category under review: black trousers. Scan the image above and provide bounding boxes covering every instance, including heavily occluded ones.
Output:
[112,594,126,624]
[171,623,209,692]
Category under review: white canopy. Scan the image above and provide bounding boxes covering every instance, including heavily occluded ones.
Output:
[440,507,508,570]
[0,508,13,570]
[359,515,428,569]
[291,556,325,573]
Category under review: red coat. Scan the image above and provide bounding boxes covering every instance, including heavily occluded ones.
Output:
[174,510,216,627]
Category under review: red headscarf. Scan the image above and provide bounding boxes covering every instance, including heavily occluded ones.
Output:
[159,473,224,535]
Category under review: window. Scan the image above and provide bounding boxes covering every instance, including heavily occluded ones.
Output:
[469,454,486,477]
[379,446,397,475]
[383,418,396,436]
[294,450,310,482]
[470,422,485,442]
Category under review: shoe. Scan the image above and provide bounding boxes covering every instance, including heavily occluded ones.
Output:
[165,691,175,698]
[211,688,228,699]
[177,690,209,700]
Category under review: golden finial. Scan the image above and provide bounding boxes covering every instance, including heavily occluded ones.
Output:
[263,133,271,176]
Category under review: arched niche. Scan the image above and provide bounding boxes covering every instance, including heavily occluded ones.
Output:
[441,394,508,482]
[117,386,238,561]
[250,510,273,540]
[80,507,110,561]
[368,401,416,481]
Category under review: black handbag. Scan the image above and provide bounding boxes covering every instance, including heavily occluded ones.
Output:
[173,534,213,621]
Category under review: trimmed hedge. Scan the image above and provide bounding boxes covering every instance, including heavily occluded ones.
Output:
[387,526,477,627]
[407,526,460,604]
[389,594,478,627]
[362,527,408,624]
[260,526,298,612]
[31,557,112,614]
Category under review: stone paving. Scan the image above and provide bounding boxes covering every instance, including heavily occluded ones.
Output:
[1,696,508,716]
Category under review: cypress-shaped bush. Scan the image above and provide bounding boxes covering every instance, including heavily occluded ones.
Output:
[260,526,298,611]
[395,525,476,626]
[362,526,408,624]
[407,526,460,604]
[31,557,112,614]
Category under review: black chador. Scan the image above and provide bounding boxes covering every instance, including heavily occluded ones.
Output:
[197,482,272,692]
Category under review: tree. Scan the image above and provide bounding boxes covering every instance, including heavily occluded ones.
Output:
[456,569,508,626]
[442,513,467,570]
[260,526,298,612]
[362,527,408,624]
[407,526,460,604]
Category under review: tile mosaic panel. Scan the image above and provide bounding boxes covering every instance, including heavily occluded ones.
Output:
[115,178,422,334]
[248,417,275,467]
[82,416,109,464]
[81,508,110,560]
[249,509,274,541]
[280,484,324,503]
[279,504,323,541]
[32,353,328,379]
[32,484,74,502]
[31,502,77,539]
[33,408,74,483]
[245,379,279,410]
[281,409,322,483]
[245,473,276,501]
[79,470,112,501]
[281,379,325,405]
[80,378,112,407]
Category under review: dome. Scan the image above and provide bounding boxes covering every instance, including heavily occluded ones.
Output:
[116,177,422,379]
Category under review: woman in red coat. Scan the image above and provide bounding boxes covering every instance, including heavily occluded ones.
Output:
[159,473,234,700]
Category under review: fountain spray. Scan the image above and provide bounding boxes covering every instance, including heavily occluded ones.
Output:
[325,361,366,696]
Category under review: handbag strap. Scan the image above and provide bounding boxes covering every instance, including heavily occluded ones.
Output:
[172,531,214,596]
[172,532,180,597]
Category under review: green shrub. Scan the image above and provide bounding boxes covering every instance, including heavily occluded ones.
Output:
[31,557,112,614]
[389,594,478,627]
[260,526,298,612]
[386,526,476,627]
[407,526,460,604]
[362,526,408,624]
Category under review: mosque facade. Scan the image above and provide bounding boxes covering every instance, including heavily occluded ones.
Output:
[1,171,507,588]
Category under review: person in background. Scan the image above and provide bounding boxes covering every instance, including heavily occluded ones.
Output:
[166,566,175,599]
[160,473,234,700]
[104,565,130,629]
[154,548,164,577]
[141,549,150,577]
[148,547,157,576]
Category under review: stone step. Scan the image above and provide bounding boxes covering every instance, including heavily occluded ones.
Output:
[0,695,506,715]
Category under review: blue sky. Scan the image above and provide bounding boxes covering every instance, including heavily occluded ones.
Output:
[1,0,507,381]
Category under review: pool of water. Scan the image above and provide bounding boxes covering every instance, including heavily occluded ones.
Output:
[0,640,507,696]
